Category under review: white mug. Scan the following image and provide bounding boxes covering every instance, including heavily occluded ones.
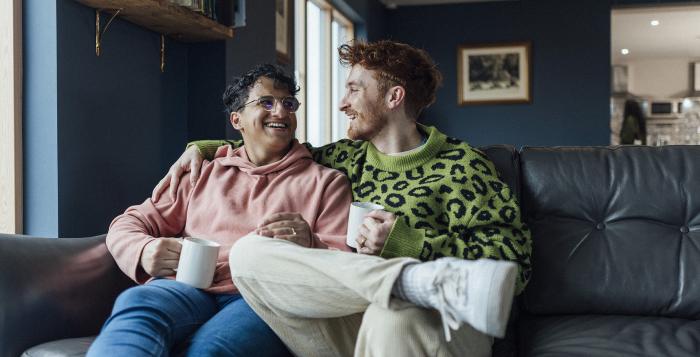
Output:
[176,237,221,289]
[346,202,385,249]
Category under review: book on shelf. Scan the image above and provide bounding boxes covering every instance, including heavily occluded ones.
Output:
[169,0,223,22]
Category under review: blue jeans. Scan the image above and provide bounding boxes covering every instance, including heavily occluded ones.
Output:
[87,279,291,357]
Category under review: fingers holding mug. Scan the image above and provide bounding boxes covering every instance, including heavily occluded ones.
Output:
[357,224,381,255]
[356,235,367,248]
[140,237,183,277]
[346,202,385,249]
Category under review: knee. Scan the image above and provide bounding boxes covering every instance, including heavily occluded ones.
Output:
[229,234,269,277]
[113,280,188,312]
[113,284,162,310]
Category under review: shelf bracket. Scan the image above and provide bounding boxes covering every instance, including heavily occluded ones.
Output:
[161,34,165,73]
[95,9,122,56]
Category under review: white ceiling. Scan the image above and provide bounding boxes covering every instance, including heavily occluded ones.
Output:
[379,0,508,8]
[612,5,700,62]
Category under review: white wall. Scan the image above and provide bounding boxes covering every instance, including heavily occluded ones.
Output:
[619,58,699,98]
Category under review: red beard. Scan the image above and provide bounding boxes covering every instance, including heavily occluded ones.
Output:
[346,102,387,141]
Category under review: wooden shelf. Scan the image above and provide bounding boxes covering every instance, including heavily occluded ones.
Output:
[75,0,234,42]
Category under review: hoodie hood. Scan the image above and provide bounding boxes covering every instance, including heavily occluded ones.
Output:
[214,140,312,176]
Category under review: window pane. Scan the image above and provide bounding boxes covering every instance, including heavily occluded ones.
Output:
[306,1,327,147]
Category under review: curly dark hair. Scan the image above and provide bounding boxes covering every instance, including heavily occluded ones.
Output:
[222,64,299,115]
[338,40,443,118]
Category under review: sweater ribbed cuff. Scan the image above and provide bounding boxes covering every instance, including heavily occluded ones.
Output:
[380,218,424,259]
[187,140,227,161]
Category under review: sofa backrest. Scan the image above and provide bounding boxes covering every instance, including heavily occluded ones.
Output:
[520,146,700,319]
[479,144,521,205]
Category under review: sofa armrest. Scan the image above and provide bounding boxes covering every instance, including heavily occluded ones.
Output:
[0,234,135,357]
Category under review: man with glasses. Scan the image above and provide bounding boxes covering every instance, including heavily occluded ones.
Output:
[88,64,352,356]
[154,41,532,356]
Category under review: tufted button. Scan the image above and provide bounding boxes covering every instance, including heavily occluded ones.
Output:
[681,226,689,233]
[596,222,605,230]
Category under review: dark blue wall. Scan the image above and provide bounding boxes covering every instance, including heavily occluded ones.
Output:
[56,0,190,237]
[386,0,612,147]
[188,42,227,142]
[25,0,191,236]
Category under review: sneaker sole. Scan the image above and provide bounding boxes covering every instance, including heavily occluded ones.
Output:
[471,259,518,338]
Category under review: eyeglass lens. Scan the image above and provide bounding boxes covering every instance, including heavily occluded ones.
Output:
[258,96,300,112]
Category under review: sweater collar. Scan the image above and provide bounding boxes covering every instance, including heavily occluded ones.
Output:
[366,124,446,172]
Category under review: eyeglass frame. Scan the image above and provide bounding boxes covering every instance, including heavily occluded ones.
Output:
[236,95,301,113]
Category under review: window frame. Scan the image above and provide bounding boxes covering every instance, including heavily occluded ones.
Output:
[0,0,23,234]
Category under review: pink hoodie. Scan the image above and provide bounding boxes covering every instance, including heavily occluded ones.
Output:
[107,141,352,294]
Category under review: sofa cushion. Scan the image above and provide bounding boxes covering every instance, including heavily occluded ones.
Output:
[518,314,700,357]
[520,146,700,318]
[21,336,94,357]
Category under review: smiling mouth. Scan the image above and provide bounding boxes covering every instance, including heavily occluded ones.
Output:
[264,122,289,129]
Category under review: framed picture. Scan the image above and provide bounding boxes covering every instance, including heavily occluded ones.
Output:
[457,42,532,105]
[694,61,700,92]
[275,0,290,64]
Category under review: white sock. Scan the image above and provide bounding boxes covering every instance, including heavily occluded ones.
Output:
[391,262,435,308]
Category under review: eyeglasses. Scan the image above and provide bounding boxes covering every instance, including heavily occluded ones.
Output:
[237,96,301,113]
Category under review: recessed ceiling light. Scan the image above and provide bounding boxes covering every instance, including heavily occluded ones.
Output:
[650,20,660,26]
[621,48,630,55]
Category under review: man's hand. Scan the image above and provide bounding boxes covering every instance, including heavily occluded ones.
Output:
[140,238,183,277]
[256,213,313,248]
[152,146,204,201]
[357,210,396,255]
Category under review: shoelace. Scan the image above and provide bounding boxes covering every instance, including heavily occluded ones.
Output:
[430,259,469,342]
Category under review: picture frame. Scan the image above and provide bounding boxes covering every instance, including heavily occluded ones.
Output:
[457,42,532,105]
[275,0,290,64]
[694,61,700,92]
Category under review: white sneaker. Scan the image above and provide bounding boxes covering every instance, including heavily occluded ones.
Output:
[423,257,518,341]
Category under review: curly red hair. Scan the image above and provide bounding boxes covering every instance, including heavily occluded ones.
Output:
[338,40,442,118]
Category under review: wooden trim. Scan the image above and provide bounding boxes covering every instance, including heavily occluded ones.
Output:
[0,0,23,234]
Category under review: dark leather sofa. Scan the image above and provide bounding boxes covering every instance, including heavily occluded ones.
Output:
[2,145,699,356]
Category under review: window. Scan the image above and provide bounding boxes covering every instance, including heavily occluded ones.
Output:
[294,0,353,147]
[0,0,22,234]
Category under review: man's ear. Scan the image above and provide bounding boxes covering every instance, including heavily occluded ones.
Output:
[386,85,406,110]
[230,112,243,131]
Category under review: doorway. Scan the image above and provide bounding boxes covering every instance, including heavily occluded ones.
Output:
[610,5,700,145]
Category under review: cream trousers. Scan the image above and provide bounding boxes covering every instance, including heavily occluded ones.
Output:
[229,234,492,357]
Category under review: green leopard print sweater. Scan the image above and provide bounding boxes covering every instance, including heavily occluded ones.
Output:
[191,125,532,293]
